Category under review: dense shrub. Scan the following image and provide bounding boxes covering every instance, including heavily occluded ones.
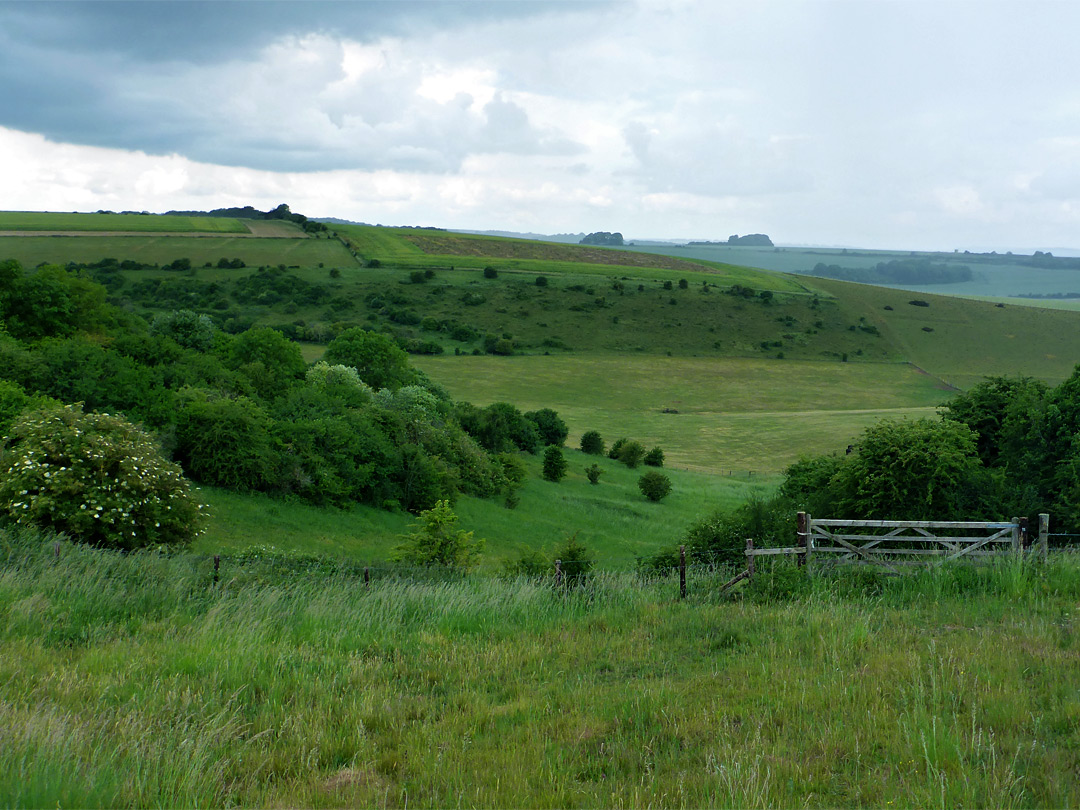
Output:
[542,445,567,482]
[643,447,664,467]
[616,440,646,468]
[553,532,594,586]
[150,309,216,352]
[483,266,498,279]
[525,408,568,447]
[585,463,602,484]
[323,327,415,390]
[0,404,203,550]
[580,430,605,455]
[638,470,671,501]
[174,395,279,491]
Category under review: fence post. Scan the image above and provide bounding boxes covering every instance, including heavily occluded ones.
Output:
[1039,513,1050,563]
[796,512,807,568]
[679,545,687,600]
[213,554,220,585]
[1019,516,1030,550]
[746,538,755,581]
[54,542,60,560]
[555,559,563,588]
[364,566,370,589]
[1010,516,1021,555]
[804,512,813,573]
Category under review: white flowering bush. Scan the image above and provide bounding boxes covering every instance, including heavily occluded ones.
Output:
[0,404,204,550]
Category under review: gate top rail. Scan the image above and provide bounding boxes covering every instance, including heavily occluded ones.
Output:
[811,519,1016,530]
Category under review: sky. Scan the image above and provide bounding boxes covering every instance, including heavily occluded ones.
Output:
[2,0,1080,251]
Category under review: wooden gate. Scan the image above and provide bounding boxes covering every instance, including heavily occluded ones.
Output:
[744,512,1049,577]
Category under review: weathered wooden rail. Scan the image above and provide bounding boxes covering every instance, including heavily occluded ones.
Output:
[743,512,1049,579]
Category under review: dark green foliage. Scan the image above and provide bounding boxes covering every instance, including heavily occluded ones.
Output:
[579,232,624,246]
[483,266,498,279]
[686,495,792,567]
[174,395,280,491]
[643,446,664,467]
[229,327,307,400]
[663,280,673,291]
[608,438,628,459]
[409,270,426,284]
[542,445,567,482]
[1,263,110,340]
[585,463,602,484]
[678,279,688,289]
[638,470,671,501]
[525,407,568,447]
[615,440,645,469]
[502,549,549,578]
[553,532,594,584]
[535,276,548,287]
[150,309,216,352]
[457,402,541,454]
[323,327,415,390]
[580,430,605,455]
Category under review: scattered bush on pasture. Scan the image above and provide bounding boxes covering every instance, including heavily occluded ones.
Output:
[390,499,484,570]
[638,470,671,502]
[585,463,602,485]
[553,532,594,586]
[0,404,203,550]
[525,408,568,447]
[643,446,665,467]
[542,445,567,482]
[616,440,646,469]
[580,430,605,455]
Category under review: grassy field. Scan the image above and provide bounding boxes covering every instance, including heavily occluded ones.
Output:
[0,211,248,233]
[0,234,355,270]
[4,530,1080,808]
[195,449,776,567]
[413,355,953,473]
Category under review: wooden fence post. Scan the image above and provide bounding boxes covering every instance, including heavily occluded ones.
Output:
[213,554,220,584]
[555,559,563,588]
[364,566,370,589]
[1039,513,1050,563]
[746,538,755,581]
[54,542,60,560]
[1010,516,1021,555]
[1019,516,1030,549]
[796,512,807,568]
[804,512,813,573]
[679,545,687,600]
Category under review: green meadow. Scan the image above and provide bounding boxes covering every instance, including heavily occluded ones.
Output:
[4,531,1080,808]
[414,355,948,473]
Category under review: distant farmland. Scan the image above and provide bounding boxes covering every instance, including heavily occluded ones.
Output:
[0,211,249,233]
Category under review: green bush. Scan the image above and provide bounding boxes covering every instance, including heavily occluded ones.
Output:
[553,532,594,586]
[616,440,646,468]
[483,266,498,279]
[174,395,279,491]
[585,463,602,485]
[643,446,664,467]
[580,430,605,455]
[525,408,568,447]
[0,404,203,550]
[390,499,484,570]
[638,470,671,502]
[535,276,548,287]
[542,445,567,482]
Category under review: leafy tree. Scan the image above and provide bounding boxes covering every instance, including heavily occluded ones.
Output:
[826,418,999,520]
[638,470,672,501]
[391,499,484,570]
[585,463,602,485]
[0,404,203,550]
[323,327,414,390]
[525,408,568,447]
[3,264,109,340]
[483,266,498,279]
[150,309,216,352]
[228,327,306,400]
[686,495,791,567]
[457,402,541,454]
[643,446,665,467]
[542,445,567,482]
[174,395,279,491]
[580,430,605,455]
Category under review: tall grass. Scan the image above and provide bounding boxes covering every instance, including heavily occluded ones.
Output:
[3,528,1080,807]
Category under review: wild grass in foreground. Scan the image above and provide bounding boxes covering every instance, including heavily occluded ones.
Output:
[3,528,1080,808]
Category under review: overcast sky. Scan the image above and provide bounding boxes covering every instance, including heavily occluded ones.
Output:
[3,0,1079,251]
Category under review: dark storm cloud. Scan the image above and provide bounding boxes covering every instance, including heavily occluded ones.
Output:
[0,0,603,170]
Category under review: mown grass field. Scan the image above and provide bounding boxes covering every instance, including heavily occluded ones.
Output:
[0,211,248,233]
[413,355,952,473]
[4,531,1080,808]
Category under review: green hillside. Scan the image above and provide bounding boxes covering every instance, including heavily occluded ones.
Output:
[0,211,249,233]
